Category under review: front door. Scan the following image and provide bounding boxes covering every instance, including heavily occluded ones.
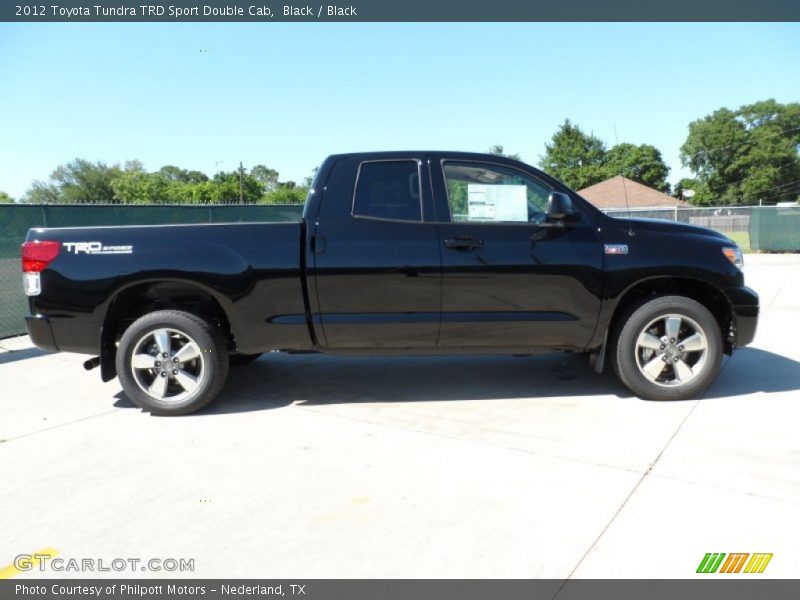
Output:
[312,157,442,348]
[432,157,603,350]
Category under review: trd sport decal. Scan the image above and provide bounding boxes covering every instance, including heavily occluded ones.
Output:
[63,242,133,255]
[604,244,629,255]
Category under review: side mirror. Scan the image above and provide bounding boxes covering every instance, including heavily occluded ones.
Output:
[547,192,577,221]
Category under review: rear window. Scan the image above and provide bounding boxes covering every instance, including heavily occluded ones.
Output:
[352,160,422,222]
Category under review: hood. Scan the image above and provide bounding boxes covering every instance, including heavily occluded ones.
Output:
[622,217,730,242]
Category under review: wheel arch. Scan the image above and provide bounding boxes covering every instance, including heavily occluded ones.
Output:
[605,276,735,358]
[99,277,237,381]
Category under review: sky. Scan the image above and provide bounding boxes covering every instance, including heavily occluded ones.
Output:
[0,22,798,199]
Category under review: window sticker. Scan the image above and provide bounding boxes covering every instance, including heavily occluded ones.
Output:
[467,184,527,222]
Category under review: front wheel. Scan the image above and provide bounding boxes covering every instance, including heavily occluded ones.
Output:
[116,310,229,415]
[612,295,723,401]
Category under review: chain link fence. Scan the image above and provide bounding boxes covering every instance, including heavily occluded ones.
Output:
[603,205,800,253]
[0,204,304,339]
[603,206,751,231]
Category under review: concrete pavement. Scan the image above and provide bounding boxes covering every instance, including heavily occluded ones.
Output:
[1,255,799,579]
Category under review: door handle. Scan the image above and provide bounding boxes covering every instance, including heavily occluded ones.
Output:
[444,236,483,250]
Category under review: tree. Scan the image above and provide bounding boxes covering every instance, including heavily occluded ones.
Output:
[250,165,280,191]
[489,145,521,161]
[124,159,145,173]
[672,178,708,201]
[603,143,671,192]
[22,181,60,204]
[680,99,800,205]
[262,186,308,205]
[539,120,607,189]
[0,191,13,203]
[159,165,208,184]
[49,159,123,203]
[210,171,265,203]
[303,167,319,188]
[20,159,317,206]
[111,171,175,204]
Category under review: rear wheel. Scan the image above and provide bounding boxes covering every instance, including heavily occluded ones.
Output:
[612,295,723,400]
[116,310,229,415]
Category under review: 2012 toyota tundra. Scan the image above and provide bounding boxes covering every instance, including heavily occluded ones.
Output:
[21,152,759,415]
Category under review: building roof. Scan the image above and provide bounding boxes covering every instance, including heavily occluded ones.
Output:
[577,175,687,209]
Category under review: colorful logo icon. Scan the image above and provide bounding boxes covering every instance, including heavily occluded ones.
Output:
[697,553,773,574]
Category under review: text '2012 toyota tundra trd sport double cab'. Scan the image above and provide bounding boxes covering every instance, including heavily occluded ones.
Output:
[22,152,759,415]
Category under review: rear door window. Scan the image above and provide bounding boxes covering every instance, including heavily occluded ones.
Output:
[352,160,422,222]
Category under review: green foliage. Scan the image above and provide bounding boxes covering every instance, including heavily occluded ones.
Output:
[447,180,468,218]
[603,143,671,192]
[209,171,265,204]
[262,186,308,205]
[23,181,60,204]
[0,191,13,203]
[680,99,800,205]
[539,122,672,192]
[22,159,314,205]
[303,166,319,188]
[489,145,521,161]
[672,178,709,202]
[110,171,170,204]
[158,165,209,184]
[250,165,280,191]
[539,120,608,190]
[50,159,123,204]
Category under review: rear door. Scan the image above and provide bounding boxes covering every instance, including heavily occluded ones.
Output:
[311,156,442,348]
[431,155,604,349]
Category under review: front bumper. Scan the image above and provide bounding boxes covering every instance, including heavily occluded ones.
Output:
[725,286,759,348]
[25,314,59,352]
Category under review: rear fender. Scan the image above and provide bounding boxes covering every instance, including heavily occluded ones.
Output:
[98,277,237,381]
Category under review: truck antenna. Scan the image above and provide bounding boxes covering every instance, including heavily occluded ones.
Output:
[613,125,635,237]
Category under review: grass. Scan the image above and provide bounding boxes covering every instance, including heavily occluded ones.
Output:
[725,231,752,253]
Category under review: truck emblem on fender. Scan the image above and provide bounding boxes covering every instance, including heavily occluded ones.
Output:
[604,244,629,255]
[63,242,133,255]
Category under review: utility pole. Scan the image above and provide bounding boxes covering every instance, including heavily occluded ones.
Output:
[239,162,244,204]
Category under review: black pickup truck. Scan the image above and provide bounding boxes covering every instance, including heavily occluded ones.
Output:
[22,152,758,415]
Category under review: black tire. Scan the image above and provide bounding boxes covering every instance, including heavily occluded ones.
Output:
[611,295,723,401]
[116,310,229,416]
[229,352,263,366]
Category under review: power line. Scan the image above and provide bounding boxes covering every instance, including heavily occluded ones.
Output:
[684,125,800,160]
[750,180,800,203]
[682,156,800,197]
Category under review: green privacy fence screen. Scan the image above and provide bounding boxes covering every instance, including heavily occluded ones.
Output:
[0,204,304,339]
[749,207,800,252]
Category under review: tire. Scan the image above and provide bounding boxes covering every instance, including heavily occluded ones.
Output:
[229,352,263,366]
[116,310,229,416]
[611,295,723,401]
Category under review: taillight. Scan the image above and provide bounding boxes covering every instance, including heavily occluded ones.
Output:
[21,240,61,273]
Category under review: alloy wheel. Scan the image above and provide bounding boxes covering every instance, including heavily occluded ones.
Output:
[130,328,205,402]
[634,313,708,387]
